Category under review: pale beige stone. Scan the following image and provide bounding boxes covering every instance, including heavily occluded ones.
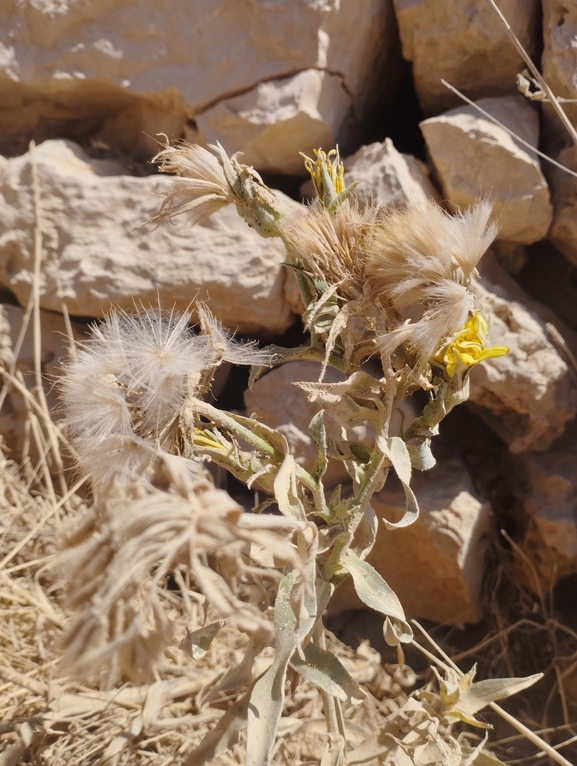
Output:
[0,139,297,336]
[196,70,351,176]
[469,255,577,453]
[342,138,440,207]
[0,0,400,169]
[393,0,540,115]
[508,419,577,587]
[545,145,577,268]
[329,458,492,624]
[421,96,553,244]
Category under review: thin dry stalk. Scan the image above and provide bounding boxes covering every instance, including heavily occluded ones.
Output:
[441,80,577,180]
[484,0,577,149]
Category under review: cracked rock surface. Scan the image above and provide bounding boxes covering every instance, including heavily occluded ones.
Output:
[0,139,297,334]
[0,0,401,168]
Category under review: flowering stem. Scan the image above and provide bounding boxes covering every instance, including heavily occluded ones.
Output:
[191,399,280,459]
[182,399,321,497]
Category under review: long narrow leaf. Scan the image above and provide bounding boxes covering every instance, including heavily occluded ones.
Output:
[290,641,365,704]
[246,571,300,766]
[343,553,412,643]
[376,436,419,529]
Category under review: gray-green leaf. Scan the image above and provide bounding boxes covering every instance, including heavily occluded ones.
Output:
[290,641,365,704]
[343,553,413,644]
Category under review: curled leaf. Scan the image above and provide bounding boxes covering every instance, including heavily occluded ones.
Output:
[290,641,365,704]
[179,620,226,660]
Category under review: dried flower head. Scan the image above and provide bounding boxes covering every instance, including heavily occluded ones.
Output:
[281,201,378,303]
[152,141,237,226]
[58,466,305,684]
[364,199,498,368]
[60,305,272,492]
[153,140,289,237]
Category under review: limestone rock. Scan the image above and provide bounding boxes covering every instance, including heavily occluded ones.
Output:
[469,255,577,453]
[393,0,540,115]
[0,303,86,461]
[420,96,553,244]
[342,139,440,207]
[508,419,577,587]
[196,70,351,176]
[329,458,492,624]
[0,0,401,168]
[0,139,297,336]
[545,145,577,268]
[542,0,577,146]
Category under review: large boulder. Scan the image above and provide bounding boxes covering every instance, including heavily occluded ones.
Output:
[196,71,350,176]
[0,139,297,335]
[469,255,577,453]
[393,0,540,115]
[0,0,401,169]
[420,96,553,245]
[328,457,492,624]
[508,419,577,587]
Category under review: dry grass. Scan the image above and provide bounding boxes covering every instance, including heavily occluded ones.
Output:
[0,442,407,765]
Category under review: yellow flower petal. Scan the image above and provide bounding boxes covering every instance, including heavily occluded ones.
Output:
[433,311,509,378]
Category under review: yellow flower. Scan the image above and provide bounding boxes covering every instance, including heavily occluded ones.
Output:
[434,312,509,377]
[300,147,357,212]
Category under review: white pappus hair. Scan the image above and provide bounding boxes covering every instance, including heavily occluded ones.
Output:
[60,305,274,493]
[365,199,498,367]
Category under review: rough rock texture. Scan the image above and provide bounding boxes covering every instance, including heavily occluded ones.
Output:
[508,419,577,586]
[0,0,400,168]
[520,2,577,266]
[0,139,298,335]
[420,96,553,244]
[393,0,540,115]
[196,70,351,176]
[0,303,86,460]
[546,145,577,268]
[328,458,492,624]
[342,138,439,207]
[469,255,577,453]
[244,361,387,489]
[542,0,577,145]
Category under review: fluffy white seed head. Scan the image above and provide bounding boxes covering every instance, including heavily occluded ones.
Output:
[61,305,273,492]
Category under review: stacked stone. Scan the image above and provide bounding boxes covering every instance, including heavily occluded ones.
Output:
[1,0,576,624]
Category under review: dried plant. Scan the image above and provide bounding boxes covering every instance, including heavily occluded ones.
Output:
[59,461,307,685]
[55,142,556,766]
